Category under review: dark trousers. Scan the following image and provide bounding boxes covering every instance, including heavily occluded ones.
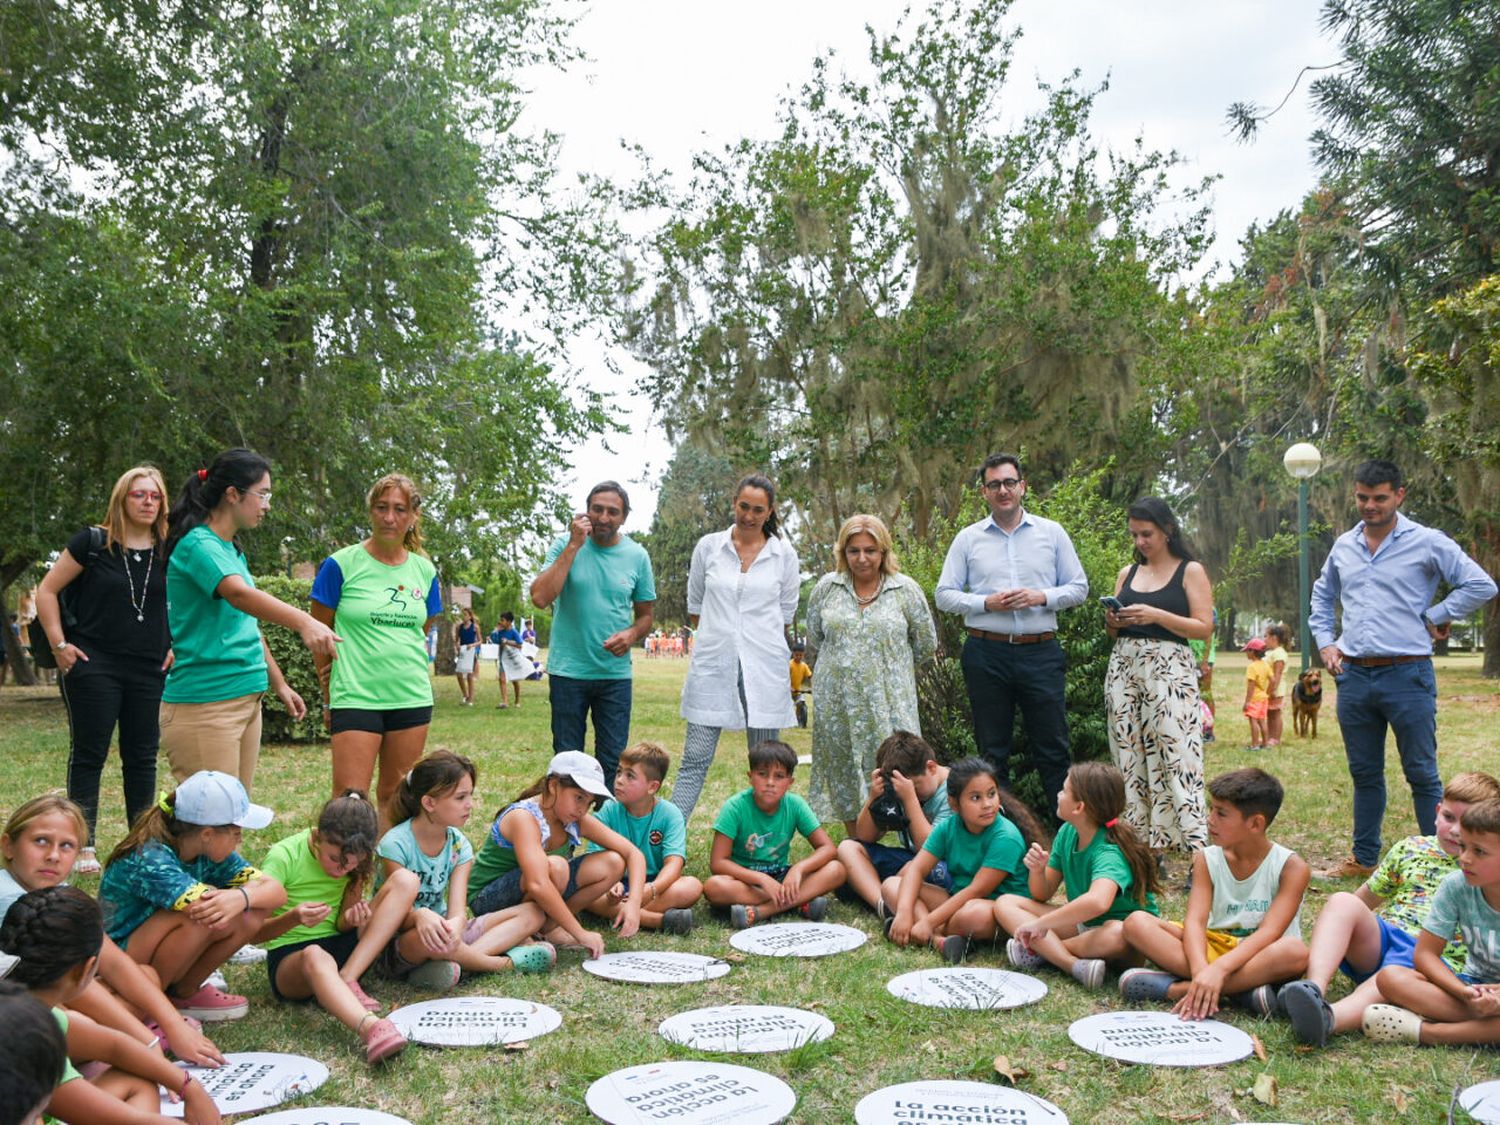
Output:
[547,673,632,789]
[960,635,1072,811]
[58,648,164,845]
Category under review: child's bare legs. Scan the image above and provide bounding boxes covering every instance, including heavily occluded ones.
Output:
[589,876,704,929]
[273,945,371,1035]
[944,898,1000,943]
[338,869,419,986]
[1121,913,1306,995]
[836,840,886,910]
[994,895,1083,971]
[457,902,548,972]
[68,981,152,1042]
[1267,706,1284,744]
[1376,966,1500,1044]
[705,862,846,918]
[878,875,942,921]
[1247,716,1266,747]
[1300,891,1387,1032]
[125,907,264,995]
[538,852,621,948]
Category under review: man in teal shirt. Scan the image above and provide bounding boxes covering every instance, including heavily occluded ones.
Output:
[530,481,656,787]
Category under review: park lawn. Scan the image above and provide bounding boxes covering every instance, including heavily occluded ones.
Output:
[1,653,1497,1123]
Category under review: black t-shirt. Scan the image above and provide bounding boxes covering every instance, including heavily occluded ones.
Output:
[64,527,170,661]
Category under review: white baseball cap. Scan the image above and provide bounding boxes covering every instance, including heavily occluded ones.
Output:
[547,751,611,798]
[173,771,275,830]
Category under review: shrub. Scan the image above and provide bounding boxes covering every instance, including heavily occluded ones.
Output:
[254,574,326,744]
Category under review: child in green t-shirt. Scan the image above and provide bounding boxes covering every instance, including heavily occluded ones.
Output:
[585,742,703,933]
[705,740,845,928]
[995,762,1161,989]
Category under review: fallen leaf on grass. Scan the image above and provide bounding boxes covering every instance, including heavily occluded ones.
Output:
[1046,1060,1068,1072]
[1251,1073,1277,1107]
[503,1041,528,1052]
[1164,1114,1206,1122]
[723,952,747,964]
[1390,1084,1413,1114]
[1250,1034,1267,1062]
[992,1055,1029,1085]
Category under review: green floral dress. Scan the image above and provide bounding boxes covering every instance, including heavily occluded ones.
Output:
[805,571,937,821]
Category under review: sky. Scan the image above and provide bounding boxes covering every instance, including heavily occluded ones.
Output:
[523,1,1333,529]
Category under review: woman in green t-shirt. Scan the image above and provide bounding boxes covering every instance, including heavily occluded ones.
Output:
[162,448,340,791]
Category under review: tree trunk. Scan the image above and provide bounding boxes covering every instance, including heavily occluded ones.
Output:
[1484,599,1499,679]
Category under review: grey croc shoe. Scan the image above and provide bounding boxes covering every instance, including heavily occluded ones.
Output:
[1281,980,1334,1047]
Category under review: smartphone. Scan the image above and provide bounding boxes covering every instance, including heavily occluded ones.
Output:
[1099,596,1125,613]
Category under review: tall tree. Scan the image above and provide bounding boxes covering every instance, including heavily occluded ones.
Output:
[638,444,738,627]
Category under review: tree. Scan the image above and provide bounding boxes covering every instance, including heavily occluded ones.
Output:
[638,444,739,626]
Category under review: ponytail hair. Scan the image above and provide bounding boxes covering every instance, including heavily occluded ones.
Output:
[0,980,68,1117]
[166,447,272,558]
[315,789,379,889]
[106,791,195,868]
[385,751,477,827]
[944,757,1051,851]
[0,886,104,988]
[1066,761,1160,904]
[735,474,781,539]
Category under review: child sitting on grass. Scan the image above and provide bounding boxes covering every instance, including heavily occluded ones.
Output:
[1280,771,1500,1046]
[1120,767,1309,1017]
[1364,797,1500,1046]
[705,740,845,927]
[585,741,702,933]
[836,730,952,915]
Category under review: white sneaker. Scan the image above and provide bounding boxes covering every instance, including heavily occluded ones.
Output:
[206,970,228,990]
[228,943,267,965]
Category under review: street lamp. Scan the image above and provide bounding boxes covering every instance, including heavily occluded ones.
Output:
[1283,442,1323,672]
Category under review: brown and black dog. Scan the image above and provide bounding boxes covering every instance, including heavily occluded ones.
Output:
[1292,669,1323,739]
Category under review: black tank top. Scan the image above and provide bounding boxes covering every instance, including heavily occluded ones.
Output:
[1118,558,1190,644]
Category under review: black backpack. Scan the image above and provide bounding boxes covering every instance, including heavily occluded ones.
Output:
[28,527,106,669]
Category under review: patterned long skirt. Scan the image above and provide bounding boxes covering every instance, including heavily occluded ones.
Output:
[1105,636,1207,853]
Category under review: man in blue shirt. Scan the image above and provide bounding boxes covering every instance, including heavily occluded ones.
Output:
[934,453,1089,811]
[1310,459,1496,877]
[530,481,657,788]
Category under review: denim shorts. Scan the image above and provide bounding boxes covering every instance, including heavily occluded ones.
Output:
[858,841,953,890]
[470,854,589,915]
[1340,916,1417,983]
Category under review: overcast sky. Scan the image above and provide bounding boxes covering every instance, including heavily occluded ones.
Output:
[524,1,1333,529]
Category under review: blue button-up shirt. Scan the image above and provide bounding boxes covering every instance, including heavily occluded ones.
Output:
[1309,512,1496,657]
[934,511,1089,633]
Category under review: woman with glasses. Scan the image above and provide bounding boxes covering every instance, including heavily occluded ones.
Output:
[160,447,340,790]
[33,466,173,873]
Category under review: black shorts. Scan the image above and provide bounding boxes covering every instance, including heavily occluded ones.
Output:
[328,705,433,736]
[265,928,362,1001]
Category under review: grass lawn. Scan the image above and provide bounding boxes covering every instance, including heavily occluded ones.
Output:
[2,653,1498,1123]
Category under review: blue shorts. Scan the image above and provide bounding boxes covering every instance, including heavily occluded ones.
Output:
[858,841,953,890]
[1339,916,1417,983]
[470,854,589,915]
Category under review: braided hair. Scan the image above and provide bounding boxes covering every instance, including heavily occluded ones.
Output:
[0,886,103,989]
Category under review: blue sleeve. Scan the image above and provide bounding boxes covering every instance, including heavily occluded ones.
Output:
[310,556,344,609]
[424,575,442,617]
[1309,543,1342,649]
[377,823,411,868]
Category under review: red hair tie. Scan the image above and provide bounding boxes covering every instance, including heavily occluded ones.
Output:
[197,468,208,481]
[1104,817,1119,829]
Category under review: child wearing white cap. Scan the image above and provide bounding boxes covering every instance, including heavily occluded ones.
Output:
[467,750,649,958]
[98,770,286,1021]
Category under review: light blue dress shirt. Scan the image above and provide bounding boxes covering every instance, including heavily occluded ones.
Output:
[1309,512,1496,656]
[934,511,1089,633]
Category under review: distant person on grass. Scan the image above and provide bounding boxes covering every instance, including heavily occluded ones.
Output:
[491,611,530,709]
[453,607,480,706]
[1310,458,1496,879]
[530,481,656,789]
[1242,637,1271,751]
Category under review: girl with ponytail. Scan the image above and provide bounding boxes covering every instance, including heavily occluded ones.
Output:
[160,448,340,791]
[0,885,221,1124]
[994,761,1162,990]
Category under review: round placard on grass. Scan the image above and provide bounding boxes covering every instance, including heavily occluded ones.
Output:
[1067,1010,1254,1067]
[583,950,732,984]
[586,1060,796,1125]
[728,921,867,958]
[659,1004,834,1054]
[159,1053,328,1118]
[387,995,562,1047]
[855,1080,1068,1124]
[887,967,1048,1010]
[1461,1081,1500,1125]
[240,1109,413,1125]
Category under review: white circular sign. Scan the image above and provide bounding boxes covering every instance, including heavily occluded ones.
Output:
[659,1005,834,1054]
[1462,1081,1500,1125]
[586,1060,796,1125]
[887,967,1049,1010]
[240,1110,413,1125]
[728,921,867,958]
[387,995,562,1047]
[583,950,733,984]
[855,1080,1068,1124]
[1067,1010,1254,1067]
[159,1053,329,1117]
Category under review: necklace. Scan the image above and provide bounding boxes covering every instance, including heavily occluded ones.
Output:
[124,546,153,623]
[853,577,883,606]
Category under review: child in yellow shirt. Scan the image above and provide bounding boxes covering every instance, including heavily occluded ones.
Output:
[1243,637,1271,751]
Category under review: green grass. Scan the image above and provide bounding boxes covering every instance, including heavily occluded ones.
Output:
[3,654,1498,1123]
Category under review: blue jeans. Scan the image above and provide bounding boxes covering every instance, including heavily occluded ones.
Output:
[1335,659,1440,866]
[961,635,1072,811]
[548,674,632,789]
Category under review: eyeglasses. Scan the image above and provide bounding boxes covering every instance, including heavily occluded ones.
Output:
[981,478,1023,492]
[242,488,273,503]
[126,490,164,502]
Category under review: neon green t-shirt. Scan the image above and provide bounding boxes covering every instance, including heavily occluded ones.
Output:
[713,789,819,872]
[542,534,656,680]
[311,543,440,710]
[164,525,267,703]
[260,829,347,950]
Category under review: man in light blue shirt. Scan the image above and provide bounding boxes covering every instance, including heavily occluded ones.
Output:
[1310,459,1496,877]
[935,452,1089,810]
[530,481,657,788]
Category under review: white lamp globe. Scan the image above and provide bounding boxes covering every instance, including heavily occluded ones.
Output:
[1283,442,1322,480]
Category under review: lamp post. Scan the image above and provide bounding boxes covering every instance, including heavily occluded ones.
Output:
[1283,442,1323,672]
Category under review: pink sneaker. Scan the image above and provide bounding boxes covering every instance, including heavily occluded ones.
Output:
[171,983,248,1022]
[344,978,381,1012]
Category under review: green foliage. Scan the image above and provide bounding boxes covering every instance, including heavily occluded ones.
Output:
[254,575,324,745]
[638,444,739,625]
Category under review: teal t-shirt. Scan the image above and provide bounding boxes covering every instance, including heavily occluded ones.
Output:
[713,789,819,872]
[587,798,687,879]
[376,820,473,914]
[1047,821,1159,922]
[260,829,347,950]
[164,525,267,703]
[311,543,441,710]
[1423,870,1500,983]
[543,534,656,680]
[921,813,1027,898]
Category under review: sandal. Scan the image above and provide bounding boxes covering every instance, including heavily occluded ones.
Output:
[361,1017,408,1065]
[506,942,557,974]
[1362,1003,1423,1044]
[1281,980,1334,1047]
[75,847,101,876]
[344,978,381,1012]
